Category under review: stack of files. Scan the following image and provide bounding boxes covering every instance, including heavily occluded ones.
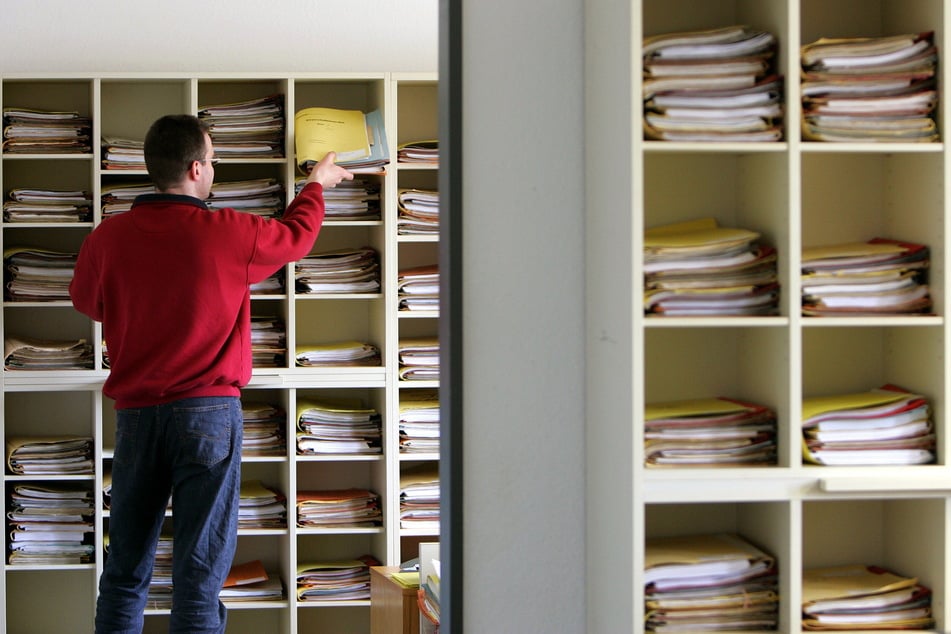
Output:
[2,108,92,153]
[398,264,439,312]
[399,463,440,530]
[801,32,939,142]
[801,238,930,315]
[295,341,381,367]
[397,188,439,235]
[296,488,382,528]
[198,93,284,158]
[296,554,381,602]
[101,182,155,217]
[802,564,933,630]
[644,397,777,467]
[7,483,94,565]
[295,176,381,221]
[397,139,439,164]
[399,391,440,454]
[399,337,440,381]
[249,269,284,295]
[4,247,77,301]
[206,178,284,218]
[220,559,284,602]
[294,247,380,294]
[3,336,93,370]
[642,25,783,142]
[101,136,145,170]
[239,480,286,530]
[296,398,382,456]
[644,218,779,316]
[240,402,286,458]
[143,534,174,608]
[250,315,286,368]
[4,188,92,223]
[645,532,779,632]
[6,436,93,475]
[802,384,934,466]
[295,107,389,174]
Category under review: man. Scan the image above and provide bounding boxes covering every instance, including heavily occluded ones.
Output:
[70,113,353,633]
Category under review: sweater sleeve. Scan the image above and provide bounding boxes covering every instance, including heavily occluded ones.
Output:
[70,233,104,322]
[247,181,326,284]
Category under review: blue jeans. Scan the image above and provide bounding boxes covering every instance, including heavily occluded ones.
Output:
[95,396,243,634]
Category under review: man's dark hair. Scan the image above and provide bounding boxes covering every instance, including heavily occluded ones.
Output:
[144,114,211,191]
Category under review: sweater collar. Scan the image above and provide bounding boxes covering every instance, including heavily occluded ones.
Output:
[133,193,210,210]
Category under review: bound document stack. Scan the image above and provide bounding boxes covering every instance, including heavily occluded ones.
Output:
[399,391,440,454]
[7,483,95,565]
[295,107,389,174]
[296,554,380,602]
[4,247,77,302]
[397,188,440,235]
[3,336,93,370]
[645,532,778,632]
[398,264,439,312]
[296,398,382,455]
[802,564,933,630]
[294,247,380,294]
[238,480,286,530]
[100,136,145,170]
[296,177,381,221]
[2,107,92,153]
[296,488,382,528]
[644,397,777,467]
[802,384,934,466]
[206,178,284,218]
[101,182,155,217]
[3,188,92,223]
[6,436,93,474]
[221,560,284,602]
[397,139,439,165]
[295,341,381,367]
[644,218,779,316]
[801,32,939,142]
[801,238,931,315]
[399,463,440,530]
[399,337,440,381]
[250,315,286,368]
[643,25,783,142]
[240,403,286,458]
[198,93,285,158]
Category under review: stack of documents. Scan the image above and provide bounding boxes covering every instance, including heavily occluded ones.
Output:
[4,336,93,370]
[220,560,284,602]
[7,483,94,565]
[2,108,92,153]
[399,338,439,381]
[802,385,934,466]
[296,488,382,528]
[199,94,284,158]
[101,182,155,217]
[206,178,284,218]
[644,218,779,316]
[802,564,933,630]
[400,391,440,454]
[644,397,777,467]
[645,533,778,632]
[296,398,382,455]
[296,554,381,601]
[101,136,145,170]
[643,25,783,142]
[801,32,938,142]
[147,534,174,608]
[295,107,389,174]
[239,480,286,530]
[296,176,381,221]
[397,188,439,235]
[801,238,930,315]
[4,188,92,223]
[400,463,439,530]
[295,247,380,294]
[241,402,286,458]
[397,139,439,165]
[6,436,93,475]
[295,341,381,367]
[250,269,284,295]
[250,315,286,368]
[399,264,439,312]
[4,247,77,301]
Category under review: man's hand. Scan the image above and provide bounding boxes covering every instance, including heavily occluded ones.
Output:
[308,151,355,188]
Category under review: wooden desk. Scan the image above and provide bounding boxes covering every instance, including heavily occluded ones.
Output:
[370,566,420,634]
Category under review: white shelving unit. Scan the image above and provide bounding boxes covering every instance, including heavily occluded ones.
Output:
[587,0,951,632]
[0,72,437,634]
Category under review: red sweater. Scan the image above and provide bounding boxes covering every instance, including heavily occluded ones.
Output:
[70,182,326,409]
